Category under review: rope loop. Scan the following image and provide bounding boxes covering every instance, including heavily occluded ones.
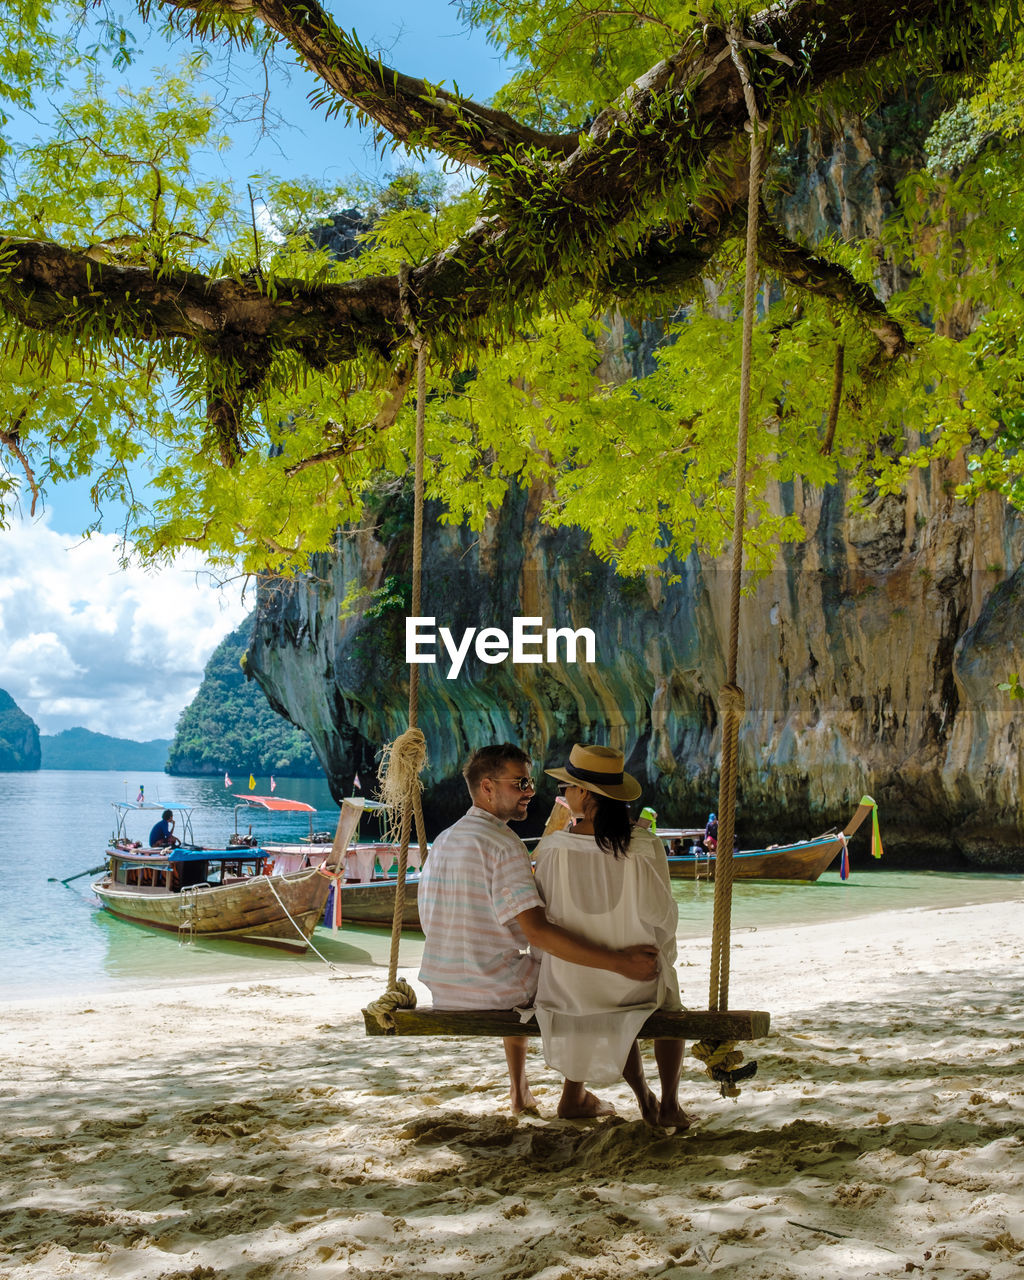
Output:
[692,1039,758,1098]
[363,977,419,1033]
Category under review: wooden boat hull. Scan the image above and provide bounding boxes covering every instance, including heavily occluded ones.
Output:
[666,801,876,883]
[92,866,332,952]
[333,878,421,929]
[668,833,845,882]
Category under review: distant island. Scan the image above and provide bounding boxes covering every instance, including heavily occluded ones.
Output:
[40,727,172,771]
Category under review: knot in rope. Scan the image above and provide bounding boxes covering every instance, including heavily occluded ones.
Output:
[363,977,418,1032]
[725,20,795,138]
[718,683,746,718]
[692,1039,758,1098]
[377,727,427,846]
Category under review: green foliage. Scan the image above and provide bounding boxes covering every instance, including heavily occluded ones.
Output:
[1,0,1024,586]
[166,617,324,776]
[462,0,704,127]
[997,673,1024,699]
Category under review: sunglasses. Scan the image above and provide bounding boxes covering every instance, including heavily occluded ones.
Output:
[493,774,535,792]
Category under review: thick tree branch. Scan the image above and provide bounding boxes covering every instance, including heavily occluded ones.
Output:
[0,1,974,374]
[0,237,404,364]
[159,0,579,167]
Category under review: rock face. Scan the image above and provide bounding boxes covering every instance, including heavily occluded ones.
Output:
[247,474,1024,866]
[0,690,41,771]
[245,97,1024,868]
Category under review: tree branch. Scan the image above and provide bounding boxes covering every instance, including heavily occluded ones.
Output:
[756,220,909,364]
[0,0,968,377]
[1,399,42,514]
[284,361,414,475]
[159,0,580,168]
[0,236,403,364]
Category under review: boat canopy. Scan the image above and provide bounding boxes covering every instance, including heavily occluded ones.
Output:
[111,801,196,844]
[232,794,317,812]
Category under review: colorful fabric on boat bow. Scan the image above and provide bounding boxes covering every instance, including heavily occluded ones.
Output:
[860,794,883,860]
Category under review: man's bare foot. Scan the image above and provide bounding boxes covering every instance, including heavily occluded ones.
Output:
[557,1090,616,1119]
[658,1100,693,1131]
[636,1085,661,1128]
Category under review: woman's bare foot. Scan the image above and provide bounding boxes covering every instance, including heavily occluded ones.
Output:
[557,1088,616,1119]
[658,1100,693,1131]
[510,1084,539,1115]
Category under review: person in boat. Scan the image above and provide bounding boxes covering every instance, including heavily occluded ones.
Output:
[703,811,718,852]
[417,743,659,1116]
[149,809,180,849]
[531,744,690,1128]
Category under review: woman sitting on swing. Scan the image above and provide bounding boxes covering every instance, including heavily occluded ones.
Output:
[532,744,692,1128]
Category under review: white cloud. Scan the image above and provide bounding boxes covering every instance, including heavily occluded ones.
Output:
[0,515,251,741]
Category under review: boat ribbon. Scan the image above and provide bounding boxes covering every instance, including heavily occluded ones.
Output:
[860,795,883,859]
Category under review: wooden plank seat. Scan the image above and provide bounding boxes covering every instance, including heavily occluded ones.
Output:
[362,1006,770,1040]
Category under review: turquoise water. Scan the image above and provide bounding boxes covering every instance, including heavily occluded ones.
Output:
[1,769,1020,1000]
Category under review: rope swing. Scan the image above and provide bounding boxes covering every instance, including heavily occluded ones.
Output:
[695,20,791,1097]
[363,264,430,1030]
[361,25,778,1086]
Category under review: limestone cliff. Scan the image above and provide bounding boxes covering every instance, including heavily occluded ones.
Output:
[245,96,1024,867]
[246,471,1024,866]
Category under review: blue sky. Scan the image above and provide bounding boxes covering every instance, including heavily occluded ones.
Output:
[0,0,512,741]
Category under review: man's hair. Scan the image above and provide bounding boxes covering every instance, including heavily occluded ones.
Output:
[463,743,530,795]
[162,809,173,820]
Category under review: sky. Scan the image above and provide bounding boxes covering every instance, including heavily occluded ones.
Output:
[1,0,512,742]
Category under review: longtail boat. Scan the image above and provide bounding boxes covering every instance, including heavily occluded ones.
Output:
[664,799,879,882]
[92,799,364,950]
[259,798,426,930]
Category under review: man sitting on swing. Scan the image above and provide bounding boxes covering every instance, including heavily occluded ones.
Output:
[418,743,659,1116]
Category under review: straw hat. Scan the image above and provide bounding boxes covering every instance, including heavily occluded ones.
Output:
[544,744,641,802]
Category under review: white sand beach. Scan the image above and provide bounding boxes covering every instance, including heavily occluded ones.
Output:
[1,896,1022,1279]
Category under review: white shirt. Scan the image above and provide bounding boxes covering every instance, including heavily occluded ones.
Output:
[419,805,543,1009]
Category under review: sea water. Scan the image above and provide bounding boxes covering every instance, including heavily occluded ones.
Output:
[0,768,1020,1001]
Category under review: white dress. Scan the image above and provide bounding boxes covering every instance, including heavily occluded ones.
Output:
[533,827,682,1086]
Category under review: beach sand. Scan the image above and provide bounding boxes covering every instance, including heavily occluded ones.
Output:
[1,897,1022,1279]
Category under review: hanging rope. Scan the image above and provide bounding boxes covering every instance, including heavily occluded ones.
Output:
[695,18,799,1097]
[363,264,430,1031]
[706,21,765,1018]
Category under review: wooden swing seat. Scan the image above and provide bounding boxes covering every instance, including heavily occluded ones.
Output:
[362,1006,770,1040]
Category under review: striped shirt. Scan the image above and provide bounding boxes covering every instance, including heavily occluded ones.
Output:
[418,805,543,1009]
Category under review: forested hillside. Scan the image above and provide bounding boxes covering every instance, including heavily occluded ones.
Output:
[167,618,323,778]
[40,729,171,771]
[0,690,40,771]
